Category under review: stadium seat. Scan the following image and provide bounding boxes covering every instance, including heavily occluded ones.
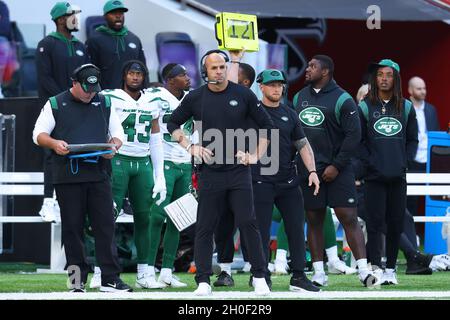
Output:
[19,48,37,96]
[155,32,200,88]
[0,1,11,39]
[85,16,106,39]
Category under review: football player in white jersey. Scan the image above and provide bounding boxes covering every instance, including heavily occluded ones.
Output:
[144,63,192,287]
[90,60,167,289]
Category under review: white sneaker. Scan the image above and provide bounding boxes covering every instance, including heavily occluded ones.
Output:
[430,254,450,271]
[39,198,57,222]
[359,271,381,287]
[327,259,357,275]
[381,269,398,285]
[158,273,187,288]
[241,262,251,273]
[135,274,166,289]
[253,277,270,296]
[194,282,212,296]
[311,271,328,287]
[89,271,102,289]
[274,260,289,275]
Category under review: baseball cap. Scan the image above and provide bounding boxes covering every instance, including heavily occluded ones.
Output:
[50,2,81,21]
[103,0,128,15]
[256,69,286,84]
[72,64,101,93]
[368,59,400,74]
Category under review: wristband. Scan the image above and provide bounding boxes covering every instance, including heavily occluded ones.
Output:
[230,60,240,64]
[185,143,193,152]
[308,170,317,176]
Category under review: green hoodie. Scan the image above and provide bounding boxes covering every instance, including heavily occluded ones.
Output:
[96,25,129,53]
[48,32,80,57]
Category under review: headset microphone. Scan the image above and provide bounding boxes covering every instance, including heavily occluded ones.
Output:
[199,49,230,84]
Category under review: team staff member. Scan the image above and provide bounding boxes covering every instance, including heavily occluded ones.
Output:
[86,0,146,89]
[213,58,255,287]
[89,60,167,290]
[167,50,274,296]
[36,2,89,221]
[253,69,320,292]
[293,55,376,287]
[145,63,192,288]
[359,59,418,285]
[32,64,132,292]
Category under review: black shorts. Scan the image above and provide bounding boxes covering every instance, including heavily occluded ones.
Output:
[300,165,357,210]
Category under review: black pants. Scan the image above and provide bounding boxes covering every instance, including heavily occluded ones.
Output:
[214,211,249,263]
[44,149,54,198]
[55,179,121,284]
[195,166,267,284]
[400,209,419,259]
[253,178,306,277]
[406,161,426,218]
[365,178,406,269]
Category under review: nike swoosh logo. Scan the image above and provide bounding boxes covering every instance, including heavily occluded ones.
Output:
[257,103,261,107]
[107,283,117,288]
[350,111,356,115]
[288,179,294,184]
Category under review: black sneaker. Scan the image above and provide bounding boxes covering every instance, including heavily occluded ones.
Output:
[289,274,321,292]
[406,260,433,275]
[213,271,234,287]
[100,277,133,292]
[413,252,434,268]
[69,283,86,293]
[248,275,272,291]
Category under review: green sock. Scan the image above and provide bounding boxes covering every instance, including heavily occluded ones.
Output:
[324,207,337,249]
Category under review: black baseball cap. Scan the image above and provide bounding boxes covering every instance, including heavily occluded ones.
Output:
[72,64,101,93]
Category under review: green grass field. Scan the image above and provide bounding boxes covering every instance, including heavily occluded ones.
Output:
[0,263,449,294]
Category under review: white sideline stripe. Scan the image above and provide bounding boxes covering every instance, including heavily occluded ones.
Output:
[1,291,450,300]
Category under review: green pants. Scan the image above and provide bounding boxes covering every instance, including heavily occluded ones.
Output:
[274,206,337,254]
[148,161,192,268]
[112,154,154,264]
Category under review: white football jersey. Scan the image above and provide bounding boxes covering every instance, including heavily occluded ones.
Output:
[145,87,193,163]
[101,89,160,157]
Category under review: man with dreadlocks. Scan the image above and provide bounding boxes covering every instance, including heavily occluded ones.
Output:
[358,59,418,285]
[89,60,167,289]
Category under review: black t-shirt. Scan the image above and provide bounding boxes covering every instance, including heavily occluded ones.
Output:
[252,102,305,182]
[167,81,274,170]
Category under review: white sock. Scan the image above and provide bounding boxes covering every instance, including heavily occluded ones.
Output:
[94,266,101,274]
[275,249,287,262]
[160,267,172,279]
[356,259,368,278]
[313,261,324,273]
[147,265,155,276]
[325,246,339,262]
[137,264,148,276]
[385,268,395,274]
[220,263,232,276]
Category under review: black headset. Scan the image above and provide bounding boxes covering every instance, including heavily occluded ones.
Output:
[71,63,100,82]
[199,49,229,83]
